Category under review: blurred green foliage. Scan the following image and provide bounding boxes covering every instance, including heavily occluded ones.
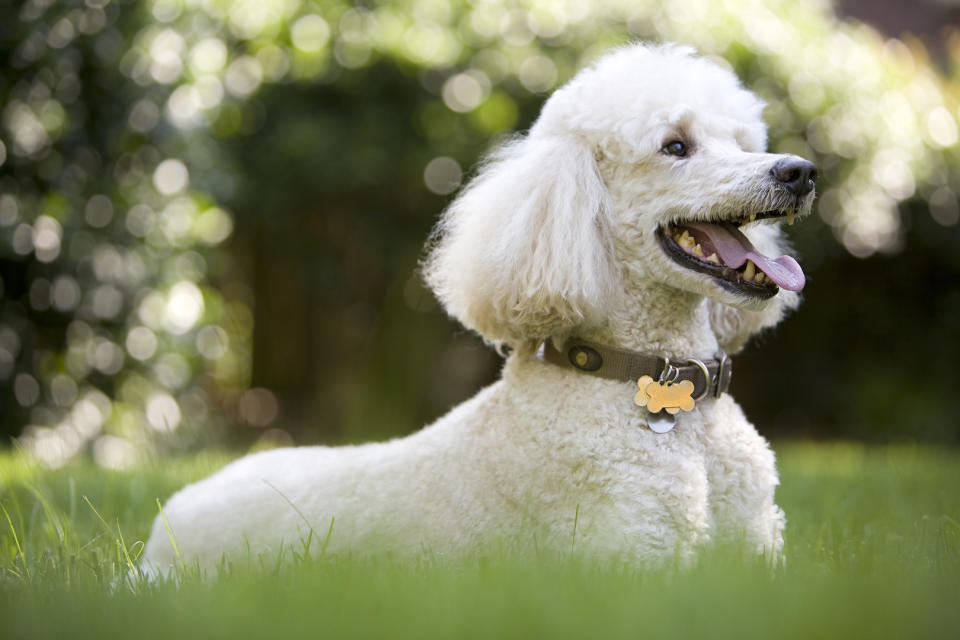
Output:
[1,0,959,466]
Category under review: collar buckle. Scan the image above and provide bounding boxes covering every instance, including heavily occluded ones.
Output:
[713,351,730,398]
[685,357,711,402]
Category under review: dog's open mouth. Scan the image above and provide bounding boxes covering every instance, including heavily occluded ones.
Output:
[657,212,806,298]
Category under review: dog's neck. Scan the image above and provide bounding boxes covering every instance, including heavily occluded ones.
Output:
[578,280,720,360]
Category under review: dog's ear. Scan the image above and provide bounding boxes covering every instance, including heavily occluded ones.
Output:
[708,224,801,353]
[423,134,620,351]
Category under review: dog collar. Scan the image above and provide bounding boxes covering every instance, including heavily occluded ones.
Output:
[541,339,732,433]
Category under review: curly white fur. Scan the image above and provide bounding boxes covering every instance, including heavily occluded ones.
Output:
[142,43,812,575]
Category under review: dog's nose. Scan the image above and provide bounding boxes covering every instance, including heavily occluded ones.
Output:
[770,157,817,197]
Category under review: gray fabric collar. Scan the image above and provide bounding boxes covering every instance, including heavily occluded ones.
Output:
[541,338,732,401]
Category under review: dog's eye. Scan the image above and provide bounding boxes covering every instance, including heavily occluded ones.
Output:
[663,140,688,157]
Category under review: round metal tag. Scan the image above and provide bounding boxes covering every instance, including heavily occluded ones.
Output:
[648,411,676,434]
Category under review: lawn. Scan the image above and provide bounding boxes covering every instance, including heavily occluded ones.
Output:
[1,442,958,639]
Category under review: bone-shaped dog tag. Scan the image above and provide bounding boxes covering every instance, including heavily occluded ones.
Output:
[635,375,693,434]
[634,376,695,414]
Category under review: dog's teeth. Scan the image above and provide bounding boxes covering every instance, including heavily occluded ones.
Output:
[755,272,765,283]
[706,253,720,264]
[743,260,756,280]
[749,212,757,222]
[787,210,795,226]
[692,244,704,257]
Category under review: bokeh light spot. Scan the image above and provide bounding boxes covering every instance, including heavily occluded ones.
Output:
[442,71,490,113]
[251,428,295,450]
[51,276,82,312]
[154,353,191,389]
[151,0,182,23]
[5,101,50,156]
[518,55,558,94]
[72,391,110,439]
[470,92,519,134]
[527,5,567,38]
[126,326,159,361]
[225,56,263,98]
[929,187,959,226]
[12,223,34,255]
[256,45,290,81]
[0,194,18,226]
[84,194,114,228]
[196,325,229,359]
[194,76,224,109]
[47,17,76,49]
[153,159,189,195]
[15,373,40,407]
[145,392,181,432]
[148,29,186,84]
[424,156,462,195]
[239,387,279,427]
[167,85,204,128]
[788,72,826,113]
[89,338,125,374]
[51,374,78,407]
[129,99,160,133]
[190,37,228,73]
[926,107,958,148]
[292,15,330,53]
[194,207,234,244]
[469,4,504,40]
[164,281,204,334]
[871,150,915,201]
[32,216,63,263]
[500,10,534,46]
[126,204,156,237]
[93,435,138,470]
[91,284,124,319]
[138,292,166,329]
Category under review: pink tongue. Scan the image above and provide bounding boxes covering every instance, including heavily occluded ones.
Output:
[685,222,806,292]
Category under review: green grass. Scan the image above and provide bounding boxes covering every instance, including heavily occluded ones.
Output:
[1,442,958,639]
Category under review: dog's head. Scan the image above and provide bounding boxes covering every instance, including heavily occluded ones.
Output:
[424,43,816,350]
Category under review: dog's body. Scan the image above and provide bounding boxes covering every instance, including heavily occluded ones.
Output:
[142,44,815,574]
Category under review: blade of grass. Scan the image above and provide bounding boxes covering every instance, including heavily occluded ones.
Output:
[571,503,580,551]
[82,495,142,591]
[320,516,335,556]
[262,479,318,534]
[23,483,66,545]
[1,501,29,582]
[155,498,185,574]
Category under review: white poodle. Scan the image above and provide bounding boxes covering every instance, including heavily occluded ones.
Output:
[142,43,817,575]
